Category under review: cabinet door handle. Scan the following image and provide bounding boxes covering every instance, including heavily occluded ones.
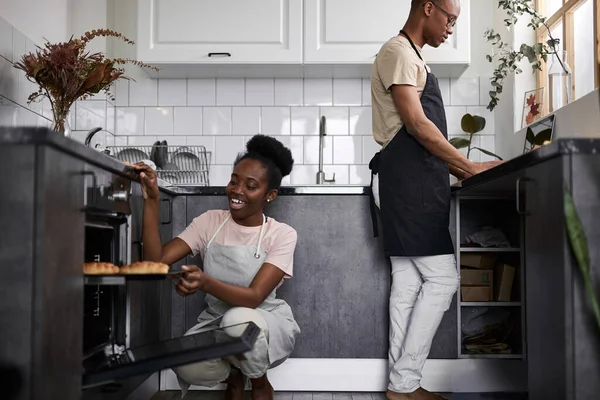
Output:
[161,198,172,225]
[81,170,98,208]
[208,52,231,57]
[516,177,532,215]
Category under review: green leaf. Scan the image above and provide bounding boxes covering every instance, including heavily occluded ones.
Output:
[526,127,535,144]
[473,115,486,133]
[533,128,552,145]
[449,137,470,149]
[461,114,477,134]
[486,55,493,62]
[472,147,503,160]
[563,187,600,332]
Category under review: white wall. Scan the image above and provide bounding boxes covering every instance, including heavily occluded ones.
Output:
[0,0,69,44]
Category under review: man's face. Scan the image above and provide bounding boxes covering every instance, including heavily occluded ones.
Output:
[423,0,460,48]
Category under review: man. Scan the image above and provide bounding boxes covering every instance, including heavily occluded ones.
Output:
[368,1,503,399]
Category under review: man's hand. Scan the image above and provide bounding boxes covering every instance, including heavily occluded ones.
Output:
[471,160,504,175]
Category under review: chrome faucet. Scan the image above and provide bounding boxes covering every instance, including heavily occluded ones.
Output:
[316,116,335,184]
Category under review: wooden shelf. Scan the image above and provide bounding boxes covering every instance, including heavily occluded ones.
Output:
[459,353,524,359]
[461,302,522,307]
[460,247,520,252]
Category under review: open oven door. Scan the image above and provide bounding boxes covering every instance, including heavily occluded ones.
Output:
[82,321,260,389]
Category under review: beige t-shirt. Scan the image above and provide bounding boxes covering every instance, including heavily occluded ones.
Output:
[371,35,429,147]
[177,210,297,278]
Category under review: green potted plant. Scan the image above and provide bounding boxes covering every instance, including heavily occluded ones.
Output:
[14,29,158,136]
[449,113,503,160]
[484,0,568,111]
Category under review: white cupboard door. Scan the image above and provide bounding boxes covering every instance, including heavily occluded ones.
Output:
[137,0,303,64]
[304,0,470,66]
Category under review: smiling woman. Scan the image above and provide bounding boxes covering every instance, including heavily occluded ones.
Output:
[131,135,299,400]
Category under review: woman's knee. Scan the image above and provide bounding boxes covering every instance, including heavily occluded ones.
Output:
[172,358,230,387]
[221,307,269,338]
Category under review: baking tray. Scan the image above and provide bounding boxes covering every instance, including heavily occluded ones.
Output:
[84,270,186,286]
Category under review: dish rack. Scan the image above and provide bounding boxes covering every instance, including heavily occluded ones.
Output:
[105,145,211,186]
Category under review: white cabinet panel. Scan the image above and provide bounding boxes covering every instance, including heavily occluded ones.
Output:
[137,0,302,64]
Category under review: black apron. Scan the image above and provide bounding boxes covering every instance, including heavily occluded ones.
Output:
[369,30,454,257]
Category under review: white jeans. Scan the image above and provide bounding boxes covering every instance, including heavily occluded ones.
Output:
[173,307,270,389]
[372,174,459,392]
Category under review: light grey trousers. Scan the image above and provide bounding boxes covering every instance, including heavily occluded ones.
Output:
[373,174,460,392]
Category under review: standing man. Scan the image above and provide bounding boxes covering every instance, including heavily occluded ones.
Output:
[369,1,503,399]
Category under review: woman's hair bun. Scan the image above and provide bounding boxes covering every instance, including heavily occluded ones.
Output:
[245,134,294,177]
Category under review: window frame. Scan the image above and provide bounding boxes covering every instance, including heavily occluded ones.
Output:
[535,0,600,114]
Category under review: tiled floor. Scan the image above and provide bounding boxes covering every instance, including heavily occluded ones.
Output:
[150,392,527,400]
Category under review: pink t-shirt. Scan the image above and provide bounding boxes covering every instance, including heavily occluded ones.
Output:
[177,210,297,278]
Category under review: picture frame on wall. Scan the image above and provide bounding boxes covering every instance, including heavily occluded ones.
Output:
[521,88,545,129]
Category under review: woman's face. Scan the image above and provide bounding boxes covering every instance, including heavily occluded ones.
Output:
[225,158,276,223]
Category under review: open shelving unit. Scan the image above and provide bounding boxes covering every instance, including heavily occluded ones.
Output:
[454,195,527,360]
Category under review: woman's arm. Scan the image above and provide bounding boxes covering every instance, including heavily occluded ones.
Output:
[176,263,285,308]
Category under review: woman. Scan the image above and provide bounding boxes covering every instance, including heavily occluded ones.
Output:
[132,135,300,400]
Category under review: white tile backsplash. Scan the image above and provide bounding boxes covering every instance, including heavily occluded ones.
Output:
[216,79,245,106]
[333,79,362,106]
[145,107,173,135]
[174,107,202,135]
[158,79,187,106]
[232,107,260,135]
[262,107,291,135]
[129,78,158,107]
[246,79,274,106]
[188,79,216,106]
[304,79,333,106]
[0,14,499,187]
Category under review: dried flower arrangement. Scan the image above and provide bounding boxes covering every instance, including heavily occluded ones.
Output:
[14,29,158,135]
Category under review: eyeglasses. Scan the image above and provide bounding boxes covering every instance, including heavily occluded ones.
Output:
[426,1,457,28]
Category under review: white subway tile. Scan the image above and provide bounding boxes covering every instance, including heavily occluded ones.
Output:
[203,107,232,135]
[304,135,332,164]
[478,136,497,162]
[209,165,234,186]
[438,78,450,106]
[0,17,12,61]
[333,136,362,164]
[362,78,371,106]
[75,101,106,131]
[349,107,372,135]
[158,79,187,106]
[323,165,349,184]
[186,136,216,164]
[232,107,260,135]
[0,106,16,126]
[272,135,304,165]
[129,78,158,106]
[15,106,36,126]
[479,77,493,107]
[246,79,274,106]
[362,136,382,164]
[188,79,216,106]
[291,107,319,135]
[320,107,349,135]
[24,39,41,114]
[290,165,318,185]
[115,107,144,135]
[216,79,244,106]
[262,107,291,135]
[127,136,158,146]
[164,136,187,146]
[105,133,115,147]
[174,107,202,135]
[106,105,115,134]
[114,80,129,106]
[444,106,467,137]
[145,107,173,135]
[349,165,371,185]
[70,130,88,145]
[333,79,362,106]
[216,136,245,164]
[450,77,480,106]
[113,136,128,146]
[275,79,303,106]
[12,29,28,107]
[0,56,18,101]
[466,106,495,135]
[304,79,332,106]
[11,27,25,65]
[37,115,51,129]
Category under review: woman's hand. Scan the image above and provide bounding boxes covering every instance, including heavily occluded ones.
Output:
[131,162,159,200]
[175,265,205,297]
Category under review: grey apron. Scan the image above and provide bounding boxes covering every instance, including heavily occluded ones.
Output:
[369,30,454,257]
[189,212,300,366]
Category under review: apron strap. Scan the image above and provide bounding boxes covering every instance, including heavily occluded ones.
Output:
[205,212,267,259]
[368,152,381,238]
[399,30,424,61]
[206,213,232,250]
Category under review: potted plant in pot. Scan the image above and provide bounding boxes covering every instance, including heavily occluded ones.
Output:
[449,113,503,160]
[14,29,157,136]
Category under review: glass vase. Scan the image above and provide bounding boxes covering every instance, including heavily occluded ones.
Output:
[51,107,72,137]
[548,50,572,112]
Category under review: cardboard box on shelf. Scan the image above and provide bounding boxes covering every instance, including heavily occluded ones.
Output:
[495,264,516,301]
[461,286,492,302]
[460,253,498,269]
[461,269,494,286]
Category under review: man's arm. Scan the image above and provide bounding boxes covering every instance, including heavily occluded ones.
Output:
[391,84,499,176]
[449,164,471,180]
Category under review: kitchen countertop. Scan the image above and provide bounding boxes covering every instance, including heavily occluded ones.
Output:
[3,127,599,197]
